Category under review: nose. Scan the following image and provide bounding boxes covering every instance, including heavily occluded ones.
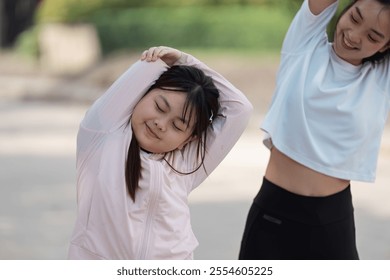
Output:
[348,30,361,45]
[154,118,167,132]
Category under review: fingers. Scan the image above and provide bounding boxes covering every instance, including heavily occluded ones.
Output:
[140,46,181,66]
[140,46,170,62]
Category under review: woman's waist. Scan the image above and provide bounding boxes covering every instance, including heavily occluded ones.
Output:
[254,177,354,225]
[265,148,350,197]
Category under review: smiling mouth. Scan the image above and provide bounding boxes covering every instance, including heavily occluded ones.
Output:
[145,123,160,139]
[341,34,358,50]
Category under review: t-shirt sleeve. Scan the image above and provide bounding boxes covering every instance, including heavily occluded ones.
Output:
[281,0,338,55]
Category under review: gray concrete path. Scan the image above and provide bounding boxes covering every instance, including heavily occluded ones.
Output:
[0,52,389,260]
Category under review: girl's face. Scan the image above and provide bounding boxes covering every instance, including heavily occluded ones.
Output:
[131,88,196,154]
[333,0,390,65]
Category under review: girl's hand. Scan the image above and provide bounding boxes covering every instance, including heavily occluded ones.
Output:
[141,46,182,66]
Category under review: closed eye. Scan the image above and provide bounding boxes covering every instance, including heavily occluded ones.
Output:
[350,13,358,24]
[172,122,183,131]
[368,35,378,43]
[155,102,165,113]
[172,121,187,131]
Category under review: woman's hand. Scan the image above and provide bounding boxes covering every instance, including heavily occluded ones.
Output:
[141,46,182,66]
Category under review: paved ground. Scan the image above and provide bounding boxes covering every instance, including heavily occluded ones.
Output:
[0,51,389,260]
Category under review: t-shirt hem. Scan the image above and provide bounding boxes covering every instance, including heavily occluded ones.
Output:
[262,128,375,183]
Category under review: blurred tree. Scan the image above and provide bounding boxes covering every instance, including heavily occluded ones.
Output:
[266,0,352,40]
[0,0,40,47]
[265,0,302,13]
[19,0,354,58]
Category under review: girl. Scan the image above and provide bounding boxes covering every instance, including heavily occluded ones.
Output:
[67,46,252,259]
[239,0,390,259]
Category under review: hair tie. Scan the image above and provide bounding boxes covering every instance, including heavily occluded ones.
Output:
[209,111,214,124]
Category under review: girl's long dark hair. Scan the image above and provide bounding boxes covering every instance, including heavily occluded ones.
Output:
[335,0,390,64]
[127,136,141,202]
[125,65,220,202]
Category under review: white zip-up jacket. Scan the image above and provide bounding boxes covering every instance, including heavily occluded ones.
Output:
[68,53,253,259]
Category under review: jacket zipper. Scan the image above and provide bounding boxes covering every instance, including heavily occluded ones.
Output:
[138,159,162,259]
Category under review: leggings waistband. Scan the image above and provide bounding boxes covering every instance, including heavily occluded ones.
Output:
[254,177,354,225]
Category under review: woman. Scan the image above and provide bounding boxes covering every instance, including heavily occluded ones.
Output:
[239,0,390,259]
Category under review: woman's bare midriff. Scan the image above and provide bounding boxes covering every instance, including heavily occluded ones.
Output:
[265,148,350,197]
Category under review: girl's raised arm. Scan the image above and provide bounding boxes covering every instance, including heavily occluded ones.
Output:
[308,0,337,15]
[81,59,168,132]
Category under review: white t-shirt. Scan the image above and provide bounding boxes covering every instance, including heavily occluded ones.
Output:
[68,54,252,259]
[262,0,390,182]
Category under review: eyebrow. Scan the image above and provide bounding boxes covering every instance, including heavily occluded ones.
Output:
[157,95,189,125]
[355,7,386,39]
[355,7,363,20]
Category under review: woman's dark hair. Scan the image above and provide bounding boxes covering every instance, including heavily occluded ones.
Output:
[125,65,220,201]
[335,0,390,64]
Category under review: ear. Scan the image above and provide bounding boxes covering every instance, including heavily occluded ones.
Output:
[177,135,197,150]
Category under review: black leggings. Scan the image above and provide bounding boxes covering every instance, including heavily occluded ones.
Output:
[239,177,359,260]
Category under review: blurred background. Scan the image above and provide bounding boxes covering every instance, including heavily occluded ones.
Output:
[1,0,389,260]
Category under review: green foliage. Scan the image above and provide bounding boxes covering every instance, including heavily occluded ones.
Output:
[36,0,107,23]
[87,5,292,54]
[266,0,302,13]
[36,0,272,23]
[29,0,355,57]
[14,27,40,57]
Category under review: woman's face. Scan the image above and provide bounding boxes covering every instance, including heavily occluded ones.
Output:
[333,0,390,65]
[131,88,196,154]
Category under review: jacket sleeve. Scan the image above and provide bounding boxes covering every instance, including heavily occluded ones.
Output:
[80,59,168,133]
[173,52,253,190]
